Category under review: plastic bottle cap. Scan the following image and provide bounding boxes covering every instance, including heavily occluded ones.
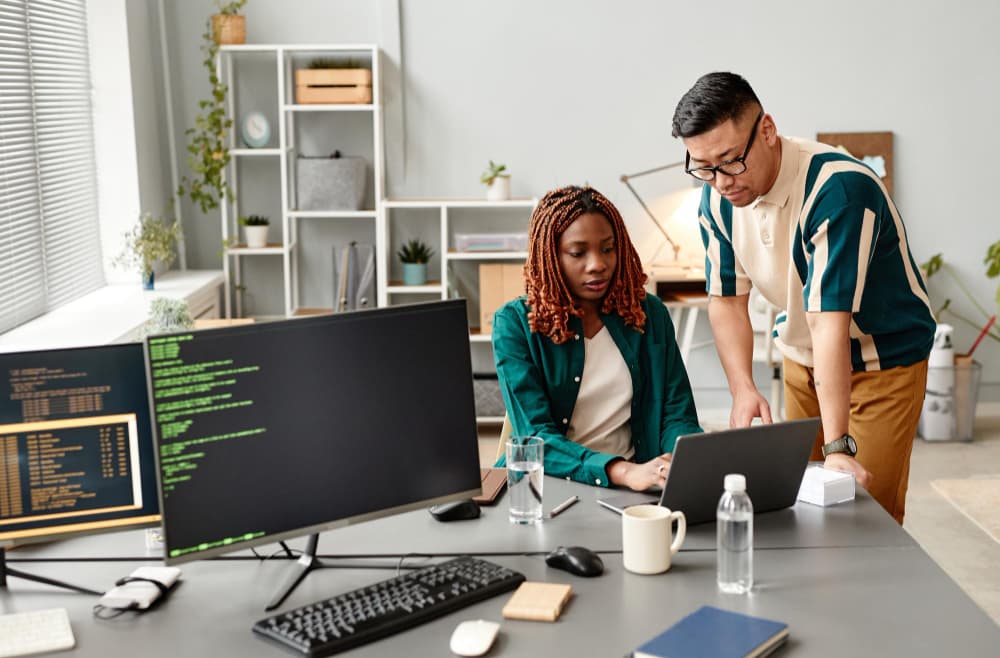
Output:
[724,473,746,492]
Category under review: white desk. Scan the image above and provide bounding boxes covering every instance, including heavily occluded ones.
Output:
[646,266,711,364]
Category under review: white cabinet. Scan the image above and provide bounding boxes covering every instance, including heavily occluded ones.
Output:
[217,44,384,318]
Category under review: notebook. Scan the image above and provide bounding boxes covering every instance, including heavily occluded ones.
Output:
[472,468,507,505]
[598,418,820,524]
[630,605,788,658]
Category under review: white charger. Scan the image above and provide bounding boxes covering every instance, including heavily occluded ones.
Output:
[98,566,181,610]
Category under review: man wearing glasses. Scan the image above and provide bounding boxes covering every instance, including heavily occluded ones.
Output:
[671,72,934,524]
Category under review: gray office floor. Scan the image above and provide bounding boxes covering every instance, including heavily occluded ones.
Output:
[477,403,1000,626]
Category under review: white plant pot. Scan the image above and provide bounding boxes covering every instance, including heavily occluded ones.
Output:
[486,176,511,201]
[244,225,269,248]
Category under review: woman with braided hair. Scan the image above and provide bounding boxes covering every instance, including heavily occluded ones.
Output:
[493,185,702,491]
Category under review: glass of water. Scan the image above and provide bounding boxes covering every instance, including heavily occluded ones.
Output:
[506,436,544,524]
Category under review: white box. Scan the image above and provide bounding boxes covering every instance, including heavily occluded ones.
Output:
[455,232,528,252]
[796,466,855,506]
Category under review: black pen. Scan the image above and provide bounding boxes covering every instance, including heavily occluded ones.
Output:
[548,495,580,518]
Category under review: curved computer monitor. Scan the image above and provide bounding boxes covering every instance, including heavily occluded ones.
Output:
[145,300,482,566]
[0,343,160,548]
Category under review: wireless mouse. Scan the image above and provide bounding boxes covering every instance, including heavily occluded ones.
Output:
[429,499,481,522]
[449,619,500,657]
[545,545,604,577]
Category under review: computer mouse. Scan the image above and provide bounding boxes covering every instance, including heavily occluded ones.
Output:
[429,499,481,522]
[545,545,604,577]
[449,619,500,657]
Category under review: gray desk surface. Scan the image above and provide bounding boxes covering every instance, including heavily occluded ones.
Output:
[1,547,996,657]
[5,477,914,562]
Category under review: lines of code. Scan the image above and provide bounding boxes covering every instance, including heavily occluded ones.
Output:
[7,365,110,422]
[147,334,264,495]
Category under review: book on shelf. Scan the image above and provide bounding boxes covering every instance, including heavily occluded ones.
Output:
[629,605,788,658]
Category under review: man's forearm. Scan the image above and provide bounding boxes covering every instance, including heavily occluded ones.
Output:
[807,311,852,442]
[707,294,756,395]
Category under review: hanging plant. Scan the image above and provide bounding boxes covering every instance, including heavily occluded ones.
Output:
[177,7,245,214]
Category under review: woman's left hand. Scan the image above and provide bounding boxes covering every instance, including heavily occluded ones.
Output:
[608,454,672,491]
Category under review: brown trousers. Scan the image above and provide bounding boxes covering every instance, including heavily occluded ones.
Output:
[783,357,928,524]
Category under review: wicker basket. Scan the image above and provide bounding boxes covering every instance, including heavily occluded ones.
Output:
[211,14,246,45]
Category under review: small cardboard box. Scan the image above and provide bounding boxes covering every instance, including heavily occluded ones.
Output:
[479,264,524,332]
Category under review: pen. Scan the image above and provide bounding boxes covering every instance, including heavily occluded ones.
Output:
[548,495,580,518]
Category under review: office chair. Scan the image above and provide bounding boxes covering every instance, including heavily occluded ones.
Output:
[749,289,783,420]
[494,413,512,463]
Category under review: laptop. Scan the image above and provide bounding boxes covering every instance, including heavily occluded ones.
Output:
[597,418,821,524]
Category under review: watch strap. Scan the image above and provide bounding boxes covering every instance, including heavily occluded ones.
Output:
[822,434,855,458]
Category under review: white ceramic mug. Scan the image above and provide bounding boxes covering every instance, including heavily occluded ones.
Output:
[622,504,686,574]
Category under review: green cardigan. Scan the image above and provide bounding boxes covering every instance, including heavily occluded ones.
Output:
[492,295,702,487]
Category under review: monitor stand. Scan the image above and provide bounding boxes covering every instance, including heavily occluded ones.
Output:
[266,533,324,611]
[0,548,101,596]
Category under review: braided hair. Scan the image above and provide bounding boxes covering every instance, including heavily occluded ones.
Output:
[524,185,647,344]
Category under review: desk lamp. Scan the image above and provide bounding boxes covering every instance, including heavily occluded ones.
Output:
[620,161,701,266]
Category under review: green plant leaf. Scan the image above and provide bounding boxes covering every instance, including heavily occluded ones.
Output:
[921,253,942,278]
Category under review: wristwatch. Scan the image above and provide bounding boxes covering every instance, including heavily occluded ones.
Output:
[822,434,858,458]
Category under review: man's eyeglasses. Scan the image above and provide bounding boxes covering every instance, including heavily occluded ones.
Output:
[685,110,764,182]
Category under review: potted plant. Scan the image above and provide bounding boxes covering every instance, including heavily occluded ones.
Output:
[211,0,247,45]
[144,298,194,337]
[922,248,999,348]
[177,4,247,214]
[481,160,510,201]
[919,245,998,441]
[240,214,270,248]
[398,239,434,285]
[295,57,372,104]
[116,213,182,290]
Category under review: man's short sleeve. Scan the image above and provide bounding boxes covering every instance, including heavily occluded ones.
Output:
[698,188,750,297]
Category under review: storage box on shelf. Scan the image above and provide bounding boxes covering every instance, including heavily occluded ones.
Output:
[218,44,383,319]
[294,67,372,104]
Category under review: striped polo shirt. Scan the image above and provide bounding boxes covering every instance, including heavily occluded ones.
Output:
[698,136,935,372]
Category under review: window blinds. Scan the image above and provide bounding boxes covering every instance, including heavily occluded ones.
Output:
[0,0,103,334]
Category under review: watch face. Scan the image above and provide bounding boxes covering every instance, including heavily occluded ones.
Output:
[241,112,270,148]
[845,435,858,455]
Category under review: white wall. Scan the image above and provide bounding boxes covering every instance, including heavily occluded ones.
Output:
[150,0,1000,402]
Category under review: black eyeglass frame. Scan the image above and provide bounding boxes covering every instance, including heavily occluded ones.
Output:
[684,109,765,181]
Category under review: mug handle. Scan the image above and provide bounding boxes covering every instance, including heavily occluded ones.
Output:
[668,510,686,556]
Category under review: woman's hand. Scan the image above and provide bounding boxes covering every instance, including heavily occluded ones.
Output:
[608,454,672,492]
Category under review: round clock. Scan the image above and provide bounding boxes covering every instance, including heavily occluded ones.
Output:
[240,111,270,148]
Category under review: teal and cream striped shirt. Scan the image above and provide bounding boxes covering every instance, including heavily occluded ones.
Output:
[699,136,934,371]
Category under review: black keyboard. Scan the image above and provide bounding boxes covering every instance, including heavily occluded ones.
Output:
[252,556,525,656]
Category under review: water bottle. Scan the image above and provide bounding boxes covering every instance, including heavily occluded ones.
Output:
[717,473,753,594]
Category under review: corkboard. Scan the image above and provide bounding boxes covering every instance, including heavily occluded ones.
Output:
[816,131,893,196]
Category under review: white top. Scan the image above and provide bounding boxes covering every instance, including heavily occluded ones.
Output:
[725,473,747,492]
[567,326,634,459]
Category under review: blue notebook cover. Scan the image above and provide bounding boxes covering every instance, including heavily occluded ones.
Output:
[632,605,789,658]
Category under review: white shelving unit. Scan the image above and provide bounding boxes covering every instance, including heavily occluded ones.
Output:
[379,198,536,310]
[218,44,384,318]
[382,198,537,423]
